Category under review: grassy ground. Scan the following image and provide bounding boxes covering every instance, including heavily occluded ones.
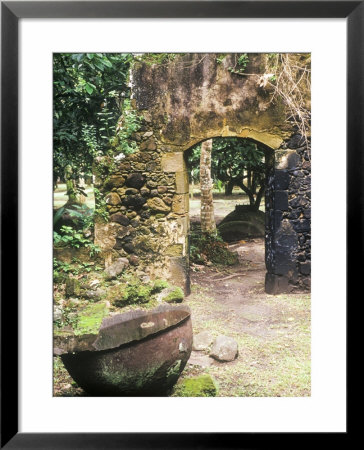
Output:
[54,183,95,209]
[173,283,310,397]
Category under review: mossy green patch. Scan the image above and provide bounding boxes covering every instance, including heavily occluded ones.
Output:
[74,302,108,336]
[151,279,169,294]
[173,374,218,397]
[163,287,184,303]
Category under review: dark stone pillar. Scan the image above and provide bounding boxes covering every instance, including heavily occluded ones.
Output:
[265,138,311,293]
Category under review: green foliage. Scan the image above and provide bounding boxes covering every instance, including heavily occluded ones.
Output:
[113,99,142,155]
[73,302,109,336]
[216,54,227,64]
[111,277,152,307]
[190,226,238,266]
[54,226,100,257]
[187,137,266,206]
[106,277,173,308]
[228,53,249,74]
[94,188,109,222]
[53,53,133,184]
[138,53,180,65]
[151,279,169,294]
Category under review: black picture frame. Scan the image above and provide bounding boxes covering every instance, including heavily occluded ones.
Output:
[1,1,357,448]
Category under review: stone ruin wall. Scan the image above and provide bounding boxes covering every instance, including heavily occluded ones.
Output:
[94,54,311,294]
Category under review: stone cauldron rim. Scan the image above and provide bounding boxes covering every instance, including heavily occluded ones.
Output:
[54,303,191,355]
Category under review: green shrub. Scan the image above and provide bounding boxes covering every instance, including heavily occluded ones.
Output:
[190,227,238,266]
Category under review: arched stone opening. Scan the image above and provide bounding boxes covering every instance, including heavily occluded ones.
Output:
[94,54,311,294]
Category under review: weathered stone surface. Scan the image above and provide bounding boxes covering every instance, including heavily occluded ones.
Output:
[93,53,311,295]
[175,171,189,194]
[107,175,125,188]
[105,192,121,206]
[140,138,157,151]
[65,277,81,297]
[165,244,183,256]
[218,206,265,241]
[105,258,129,279]
[147,197,171,213]
[161,153,185,172]
[57,305,193,396]
[187,351,213,367]
[125,173,145,189]
[157,286,184,303]
[192,331,214,351]
[172,194,189,214]
[54,306,62,321]
[265,273,290,295]
[110,212,130,226]
[84,288,107,301]
[210,335,238,362]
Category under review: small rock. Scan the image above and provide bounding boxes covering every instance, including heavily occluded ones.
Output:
[65,277,81,297]
[105,258,129,279]
[157,286,184,303]
[53,307,62,321]
[192,330,214,351]
[84,288,106,301]
[174,374,218,397]
[210,335,238,362]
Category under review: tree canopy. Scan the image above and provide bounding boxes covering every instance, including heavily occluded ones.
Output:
[187,138,266,209]
[53,53,133,187]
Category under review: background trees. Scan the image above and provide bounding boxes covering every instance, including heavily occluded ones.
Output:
[53,53,132,203]
[187,138,266,211]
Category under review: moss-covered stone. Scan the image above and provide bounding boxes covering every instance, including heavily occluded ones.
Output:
[162,286,184,303]
[74,302,109,336]
[65,277,82,297]
[174,374,218,397]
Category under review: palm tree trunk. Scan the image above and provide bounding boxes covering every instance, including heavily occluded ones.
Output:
[200,139,216,233]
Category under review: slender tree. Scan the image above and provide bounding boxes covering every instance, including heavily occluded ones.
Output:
[199,139,216,233]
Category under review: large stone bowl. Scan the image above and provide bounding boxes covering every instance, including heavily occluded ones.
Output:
[54,304,193,396]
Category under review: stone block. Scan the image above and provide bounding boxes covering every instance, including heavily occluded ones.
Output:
[169,256,190,295]
[275,191,288,211]
[165,244,184,256]
[172,194,189,214]
[265,273,290,294]
[292,219,311,233]
[147,197,171,213]
[175,171,189,194]
[276,150,300,170]
[299,261,311,275]
[274,170,290,190]
[210,335,238,362]
[161,152,185,173]
[105,192,121,206]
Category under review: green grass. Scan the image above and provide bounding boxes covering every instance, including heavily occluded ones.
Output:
[54,183,95,209]
[181,285,311,397]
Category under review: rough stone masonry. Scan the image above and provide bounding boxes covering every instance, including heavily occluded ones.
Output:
[94,53,311,294]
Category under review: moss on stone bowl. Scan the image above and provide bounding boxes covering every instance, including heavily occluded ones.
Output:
[54,304,193,396]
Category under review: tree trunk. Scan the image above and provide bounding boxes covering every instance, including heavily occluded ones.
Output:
[200,139,216,233]
[77,177,87,204]
[65,165,78,205]
[224,180,234,196]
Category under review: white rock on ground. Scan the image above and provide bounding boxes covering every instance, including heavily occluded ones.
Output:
[192,330,214,351]
[105,258,129,279]
[210,335,238,362]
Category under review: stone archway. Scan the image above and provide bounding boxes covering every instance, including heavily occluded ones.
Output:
[94,54,311,294]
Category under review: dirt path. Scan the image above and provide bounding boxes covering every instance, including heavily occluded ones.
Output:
[178,237,311,397]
